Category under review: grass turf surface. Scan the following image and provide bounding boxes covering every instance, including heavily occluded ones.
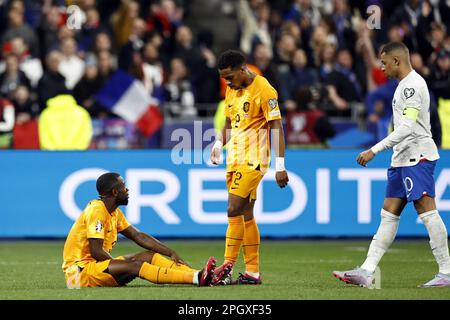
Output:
[0,239,449,300]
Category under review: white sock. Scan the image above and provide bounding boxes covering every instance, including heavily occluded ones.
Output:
[193,272,199,285]
[245,271,260,278]
[361,209,400,274]
[419,210,450,275]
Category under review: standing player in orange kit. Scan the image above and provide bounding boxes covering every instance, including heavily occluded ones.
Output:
[210,50,289,285]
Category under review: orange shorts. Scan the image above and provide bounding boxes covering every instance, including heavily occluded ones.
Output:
[65,259,119,288]
[226,168,264,201]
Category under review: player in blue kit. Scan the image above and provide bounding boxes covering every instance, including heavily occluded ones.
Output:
[333,42,450,288]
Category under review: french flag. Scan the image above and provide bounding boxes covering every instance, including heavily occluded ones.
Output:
[95,70,163,136]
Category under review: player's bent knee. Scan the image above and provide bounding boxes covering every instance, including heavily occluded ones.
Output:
[227,204,244,217]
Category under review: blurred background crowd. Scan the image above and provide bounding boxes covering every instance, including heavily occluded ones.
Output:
[0,0,449,150]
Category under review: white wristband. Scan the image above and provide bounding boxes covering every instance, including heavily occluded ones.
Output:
[213,140,223,150]
[275,157,285,172]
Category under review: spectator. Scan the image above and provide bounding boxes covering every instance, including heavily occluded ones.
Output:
[249,42,278,88]
[423,22,448,65]
[428,48,450,99]
[146,30,164,52]
[279,20,302,47]
[76,7,104,53]
[141,42,164,101]
[37,50,68,109]
[390,0,442,56]
[36,5,62,61]
[146,0,184,39]
[0,94,14,148]
[332,0,356,51]
[318,42,336,80]
[90,32,118,67]
[160,0,184,28]
[283,0,321,28]
[355,20,386,93]
[73,56,108,118]
[118,17,146,72]
[2,2,40,57]
[11,84,38,123]
[194,41,221,110]
[439,0,450,32]
[59,38,85,90]
[386,23,407,45]
[172,25,219,109]
[8,36,43,87]
[0,54,31,99]
[286,86,335,148]
[411,48,442,147]
[164,57,196,117]
[310,24,337,68]
[325,47,362,114]
[57,26,76,49]
[273,32,297,68]
[410,51,430,80]
[96,50,115,83]
[38,94,93,150]
[111,0,140,49]
[278,48,319,111]
[92,50,118,119]
[10,84,39,149]
[91,31,113,54]
[172,25,202,71]
[237,0,273,57]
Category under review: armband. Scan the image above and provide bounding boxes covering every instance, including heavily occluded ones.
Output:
[402,107,419,121]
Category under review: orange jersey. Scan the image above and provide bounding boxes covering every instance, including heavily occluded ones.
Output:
[62,200,131,272]
[224,75,282,173]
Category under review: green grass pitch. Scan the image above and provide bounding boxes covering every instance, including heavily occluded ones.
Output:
[1,239,450,300]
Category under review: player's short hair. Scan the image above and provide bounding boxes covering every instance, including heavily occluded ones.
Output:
[217,50,246,70]
[96,172,120,196]
[380,42,409,56]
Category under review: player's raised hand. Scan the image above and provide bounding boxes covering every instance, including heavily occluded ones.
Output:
[276,171,289,188]
[357,149,375,167]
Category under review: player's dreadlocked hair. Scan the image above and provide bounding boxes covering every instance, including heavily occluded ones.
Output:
[218,50,246,70]
[380,41,409,55]
[96,172,120,196]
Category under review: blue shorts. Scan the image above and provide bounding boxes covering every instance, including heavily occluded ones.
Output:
[386,160,437,202]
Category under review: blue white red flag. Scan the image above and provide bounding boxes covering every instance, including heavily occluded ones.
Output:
[96,70,163,136]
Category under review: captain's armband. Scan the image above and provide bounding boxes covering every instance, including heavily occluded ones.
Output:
[402,107,419,121]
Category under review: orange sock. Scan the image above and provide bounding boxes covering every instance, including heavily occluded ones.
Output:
[151,253,198,272]
[243,218,260,273]
[224,215,245,264]
[138,262,194,284]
